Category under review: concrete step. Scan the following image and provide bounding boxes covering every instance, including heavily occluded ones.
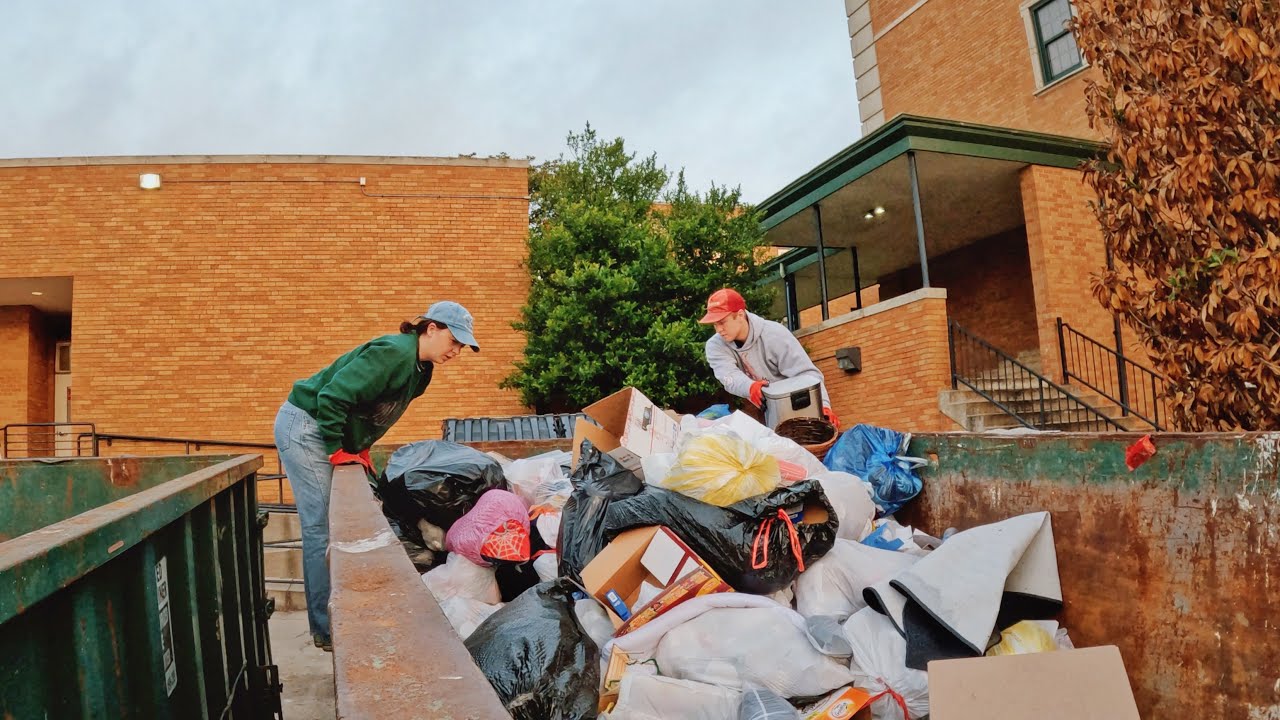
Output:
[265,545,304,580]
[264,511,301,545]
[267,578,308,612]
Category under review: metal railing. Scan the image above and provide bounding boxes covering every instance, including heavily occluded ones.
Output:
[96,433,293,511]
[949,322,1126,432]
[1,422,98,458]
[1057,318,1169,431]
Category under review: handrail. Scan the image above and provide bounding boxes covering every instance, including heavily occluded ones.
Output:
[949,322,1126,432]
[2,422,98,458]
[1057,318,1168,431]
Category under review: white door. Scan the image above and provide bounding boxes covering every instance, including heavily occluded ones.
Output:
[54,342,72,456]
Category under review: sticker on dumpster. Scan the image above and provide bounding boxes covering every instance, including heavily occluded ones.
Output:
[155,556,177,697]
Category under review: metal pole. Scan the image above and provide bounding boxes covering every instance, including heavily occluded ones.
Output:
[907,151,931,288]
[784,272,799,331]
[852,246,864,310]
[811,205,831,321]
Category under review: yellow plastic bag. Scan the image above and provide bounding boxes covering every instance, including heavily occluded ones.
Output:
[658,430,782,507]
[986,620,1058,656]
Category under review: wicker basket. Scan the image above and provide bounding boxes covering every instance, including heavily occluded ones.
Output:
[775,417,838,462]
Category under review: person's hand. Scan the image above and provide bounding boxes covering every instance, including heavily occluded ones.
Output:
[822,406,840,429]
[329,449,374,474]
[749,379,769,408]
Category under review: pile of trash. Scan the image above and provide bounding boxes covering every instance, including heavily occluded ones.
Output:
[376,388,1077,720]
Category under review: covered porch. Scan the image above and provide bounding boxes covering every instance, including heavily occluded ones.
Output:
[756,116,1107,431]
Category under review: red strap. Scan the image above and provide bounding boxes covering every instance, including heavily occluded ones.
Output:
[750,509,806,572]
[869,684,910,719]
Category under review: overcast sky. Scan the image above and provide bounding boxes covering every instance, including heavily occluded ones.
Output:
[0,2,860,202]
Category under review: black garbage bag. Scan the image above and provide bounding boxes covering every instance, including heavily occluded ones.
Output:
[465,578,599,720]
[602,479,838,594]
[375,440,506,546]
[557,440,644,583]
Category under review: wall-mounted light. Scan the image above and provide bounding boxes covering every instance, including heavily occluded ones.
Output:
[139,173,162,190]
[836,346,862,373]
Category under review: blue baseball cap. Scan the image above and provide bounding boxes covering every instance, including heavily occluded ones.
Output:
[423,301,479,352]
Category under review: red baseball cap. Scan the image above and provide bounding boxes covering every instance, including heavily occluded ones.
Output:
[699,288,747,324]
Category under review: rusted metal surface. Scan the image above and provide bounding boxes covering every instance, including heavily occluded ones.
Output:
[328,465,510,719]
[904,432,1280,720]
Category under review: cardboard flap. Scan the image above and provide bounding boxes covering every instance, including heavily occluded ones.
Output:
[927,645,1141,720]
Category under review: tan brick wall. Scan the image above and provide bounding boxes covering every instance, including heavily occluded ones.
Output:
[0,159,532,457]
[0,306,34,430]
[1020,164,1114,380]
[28,310,53,424]
[868,0,1100,138]
[799,290,959,431]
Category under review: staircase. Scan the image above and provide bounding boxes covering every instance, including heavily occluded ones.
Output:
[940,375,1152,432]
[264,511,307,612]
[944,322,1135,433]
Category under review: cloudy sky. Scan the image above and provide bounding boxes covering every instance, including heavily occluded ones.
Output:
[0,2,860,202]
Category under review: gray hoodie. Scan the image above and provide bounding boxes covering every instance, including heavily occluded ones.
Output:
[704,311,831,428]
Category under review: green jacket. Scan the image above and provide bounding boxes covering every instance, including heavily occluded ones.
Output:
[287,333,432,454]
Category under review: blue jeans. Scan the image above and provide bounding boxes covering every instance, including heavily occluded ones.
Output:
[274,401,333,642]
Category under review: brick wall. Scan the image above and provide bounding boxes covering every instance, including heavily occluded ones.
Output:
[0,157,532,458]
[1020,164,1114,380]
[798,288,959,431]
[0,306,34,430]
[28,309,53,424]
[867,0,1100,138]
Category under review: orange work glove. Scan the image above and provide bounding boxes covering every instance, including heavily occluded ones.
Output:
[749,379,769,408]
[329,449,374,475]
[822,406,840,429]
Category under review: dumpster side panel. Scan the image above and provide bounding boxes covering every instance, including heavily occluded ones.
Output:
[0,455,280,719]
[904,433,1280,720]
[0,455,214,540]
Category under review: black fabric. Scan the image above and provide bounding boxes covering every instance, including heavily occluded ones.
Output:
[465,579,599,720]
[601,480,838,595]
[900,590,1065,670]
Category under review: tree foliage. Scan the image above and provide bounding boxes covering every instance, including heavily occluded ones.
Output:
[503,126,772,411]
[1076,0,1280,430]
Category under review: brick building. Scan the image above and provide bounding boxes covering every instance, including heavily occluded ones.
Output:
[758,0,1158,432]
[0,156,531,461]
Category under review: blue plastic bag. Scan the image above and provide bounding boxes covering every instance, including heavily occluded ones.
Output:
[697,403,732,420]
[822,424,926,517]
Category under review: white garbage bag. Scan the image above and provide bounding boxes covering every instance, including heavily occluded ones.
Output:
[653,605,856,699]
[739,686,801,720]
[574,598,616,649]
[421,552,501,605]
[794,540,919,621]
[606,674,741,720]
[841,608,929,720]
[505,450,573,510]
[533,552,559,582]
[438,596,502,640]
[812,471,876,541]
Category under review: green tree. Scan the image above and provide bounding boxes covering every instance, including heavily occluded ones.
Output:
[504,126,773,411]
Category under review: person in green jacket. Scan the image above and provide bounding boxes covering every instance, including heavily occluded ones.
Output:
[273,301,478,650]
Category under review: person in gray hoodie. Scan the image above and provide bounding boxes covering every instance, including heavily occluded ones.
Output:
[699,288,839,429]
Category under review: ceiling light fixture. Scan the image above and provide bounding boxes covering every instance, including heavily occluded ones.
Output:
[864,211,875,220]
[874,206,886,216]
[31,291,43,296]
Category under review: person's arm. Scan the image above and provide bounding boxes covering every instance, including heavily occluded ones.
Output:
[706,337,756,400]
[313,343,407,453]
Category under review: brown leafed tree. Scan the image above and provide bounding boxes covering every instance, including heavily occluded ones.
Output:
[1075,0,1280,430]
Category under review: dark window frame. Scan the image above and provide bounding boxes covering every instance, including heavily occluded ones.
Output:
[1030,0,1083,85]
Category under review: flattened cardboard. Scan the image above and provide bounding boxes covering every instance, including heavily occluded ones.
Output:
[928,645,1141,720]
[573,387,680,477]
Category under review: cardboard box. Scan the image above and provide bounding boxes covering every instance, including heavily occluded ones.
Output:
[573,387,680,478]
[803,686,873,720]
[581,526,731,628]
[928,645,1141,720]
[617,566,731,636]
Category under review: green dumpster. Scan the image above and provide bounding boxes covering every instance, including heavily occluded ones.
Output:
[0,454,282,719]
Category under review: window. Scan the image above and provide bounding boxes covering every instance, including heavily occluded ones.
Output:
[1030,0,1083,84]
